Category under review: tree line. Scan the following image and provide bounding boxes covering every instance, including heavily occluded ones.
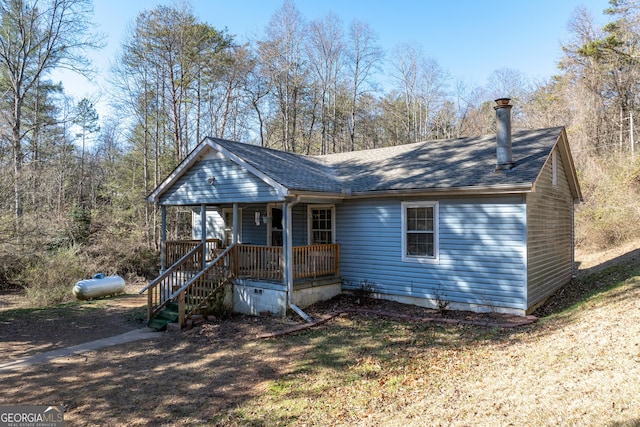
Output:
[0,0,638,295]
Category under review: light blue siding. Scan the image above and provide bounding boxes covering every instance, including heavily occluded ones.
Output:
[160,155,282,206]
[337,196,527,310]
[241,206,268,245]
[292,204,308,246]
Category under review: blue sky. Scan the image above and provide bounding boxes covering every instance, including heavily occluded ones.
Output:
[56,0,612,115]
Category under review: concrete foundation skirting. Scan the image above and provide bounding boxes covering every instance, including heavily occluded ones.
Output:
[291,281,341,308]
[233,283,287,317]
[232,277,342,317]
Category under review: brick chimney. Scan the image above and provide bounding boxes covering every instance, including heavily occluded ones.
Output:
[494,98,514,170]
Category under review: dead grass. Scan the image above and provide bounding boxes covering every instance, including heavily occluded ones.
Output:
[214,285,640,426]
[1,252,640,426]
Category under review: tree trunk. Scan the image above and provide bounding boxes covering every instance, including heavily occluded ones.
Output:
[12,94,23,230]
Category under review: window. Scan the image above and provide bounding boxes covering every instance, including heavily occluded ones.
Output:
[402,201,438,262]
[308,206,335,244]
[222,208,242,246]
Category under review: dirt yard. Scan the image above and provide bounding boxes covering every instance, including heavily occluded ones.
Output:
[0,247,639,426]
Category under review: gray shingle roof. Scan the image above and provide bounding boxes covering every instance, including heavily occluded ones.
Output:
[211,138,344,192]
[209,126,563,195]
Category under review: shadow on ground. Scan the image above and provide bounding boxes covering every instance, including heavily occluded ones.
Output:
[533,246,640,318]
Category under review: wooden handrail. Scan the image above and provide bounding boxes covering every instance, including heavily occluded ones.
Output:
[139,243,203,294]
[169,244,235,300]
[141,242,205,321]
[172,244,237,325]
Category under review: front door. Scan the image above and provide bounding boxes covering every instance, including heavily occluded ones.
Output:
[270,207,283,246]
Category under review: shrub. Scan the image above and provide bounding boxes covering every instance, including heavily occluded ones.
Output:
[19,246,90,306]
[200,283,234,320]
[84,240,159,281]
[575,153,640,250]
[0,251,33,288]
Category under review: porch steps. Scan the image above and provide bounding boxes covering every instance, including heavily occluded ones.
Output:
[148,301,180,331]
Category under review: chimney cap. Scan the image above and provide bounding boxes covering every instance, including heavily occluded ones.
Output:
[494,98,511,107]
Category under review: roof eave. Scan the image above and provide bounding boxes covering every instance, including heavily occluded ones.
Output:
[146,141,212,204]
[529,128,583,203]
[558,128,583,202]
[292,183,533,200]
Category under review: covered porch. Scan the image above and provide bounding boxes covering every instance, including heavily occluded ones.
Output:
[142,199,342,328]
[141,138,345,328]
[166,240,340,318]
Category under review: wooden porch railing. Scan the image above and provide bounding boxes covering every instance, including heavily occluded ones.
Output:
[235,244,340,281]
[236,244,284,280]
[165,239,221,268]
[293,244,340,279]
[141,242,340,325]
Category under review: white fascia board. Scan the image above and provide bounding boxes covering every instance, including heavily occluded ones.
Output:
[146,141,211,203]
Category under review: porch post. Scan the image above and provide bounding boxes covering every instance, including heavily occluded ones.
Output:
[160,205,167,271]
[232,203,239,244]
[283,196,312,322]
[282,201,292,306]
[201,204,206,270]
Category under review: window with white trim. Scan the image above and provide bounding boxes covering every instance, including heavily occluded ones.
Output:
[402,201,438,262]
[308,205,335,244]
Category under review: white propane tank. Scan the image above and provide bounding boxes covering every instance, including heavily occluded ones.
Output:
[72,274,126,300]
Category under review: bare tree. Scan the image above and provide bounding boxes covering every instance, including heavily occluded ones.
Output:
[243,57,271,147]
[111,2,234,247]
[73,97,99,208]
[346,20,383,151]
[306,12,344,154]
[389,43,449,143]
[0,0,102,235]
[558,3,640,152]
[452,79,491,137]
[558,6,607,150]
[486,68,529,101]
[257,0,308,152]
